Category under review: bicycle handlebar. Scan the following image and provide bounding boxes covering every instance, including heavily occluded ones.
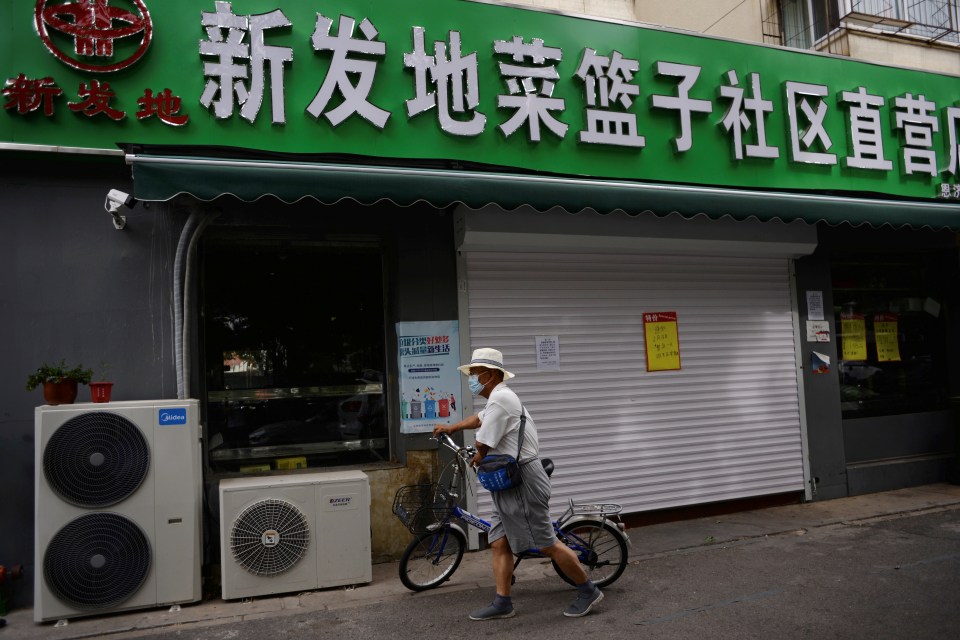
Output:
[430,433,477,460]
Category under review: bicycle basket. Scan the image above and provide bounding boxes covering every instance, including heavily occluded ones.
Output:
[392,483,454,534]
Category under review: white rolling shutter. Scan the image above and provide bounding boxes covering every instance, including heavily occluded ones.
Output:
[464,251,805,518]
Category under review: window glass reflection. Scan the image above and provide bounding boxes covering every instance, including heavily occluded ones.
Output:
[202,238,388,472]
[833,253,949,418]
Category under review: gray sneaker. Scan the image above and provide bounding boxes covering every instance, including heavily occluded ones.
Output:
[469,601,516,621]
[563,588,603,617]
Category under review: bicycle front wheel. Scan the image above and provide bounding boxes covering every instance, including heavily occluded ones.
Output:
[553,519,628,588]
[399,526,466,592]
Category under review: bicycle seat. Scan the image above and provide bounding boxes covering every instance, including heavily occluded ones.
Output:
[541,458,554,477]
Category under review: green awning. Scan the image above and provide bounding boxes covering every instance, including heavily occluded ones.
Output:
[127,154,960,230]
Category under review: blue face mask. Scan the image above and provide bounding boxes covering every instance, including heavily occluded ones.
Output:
[468,374,485,396]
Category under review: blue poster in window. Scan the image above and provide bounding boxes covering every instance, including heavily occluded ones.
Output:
[397,320,461,434]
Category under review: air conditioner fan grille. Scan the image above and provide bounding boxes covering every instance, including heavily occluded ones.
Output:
[230,498,310,576]
[43,412,150,508]
[43,512,152,610]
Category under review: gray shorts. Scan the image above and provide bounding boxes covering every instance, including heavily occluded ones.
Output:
[487,457,557,552]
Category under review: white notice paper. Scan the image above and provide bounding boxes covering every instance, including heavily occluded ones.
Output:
[806,291,824,321]
[535,335,560,371]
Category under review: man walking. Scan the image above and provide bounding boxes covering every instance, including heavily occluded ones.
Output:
[433,348,604,620]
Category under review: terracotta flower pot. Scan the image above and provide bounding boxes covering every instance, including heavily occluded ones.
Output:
[89,382,114,403]
[43,380,78,405]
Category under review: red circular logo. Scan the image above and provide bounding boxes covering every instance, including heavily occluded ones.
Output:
[35,0,153,73]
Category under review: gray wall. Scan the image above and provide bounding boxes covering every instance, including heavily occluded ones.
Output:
[0,156,182,608]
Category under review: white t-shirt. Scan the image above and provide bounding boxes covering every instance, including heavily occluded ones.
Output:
[475,383,539,459]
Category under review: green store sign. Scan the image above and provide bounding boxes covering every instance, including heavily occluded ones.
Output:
[3,0,960,201]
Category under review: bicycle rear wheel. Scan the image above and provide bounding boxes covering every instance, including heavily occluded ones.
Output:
[553,519,628,588]
[399,526,466,591]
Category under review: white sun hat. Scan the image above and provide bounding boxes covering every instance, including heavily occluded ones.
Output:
[456,347,515,380]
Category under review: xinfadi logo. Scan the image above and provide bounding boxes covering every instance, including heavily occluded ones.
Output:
[35,0,153,73]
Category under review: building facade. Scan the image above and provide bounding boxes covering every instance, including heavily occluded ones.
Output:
[2,0,958,610]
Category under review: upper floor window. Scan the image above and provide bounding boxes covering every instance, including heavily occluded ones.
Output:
[780,0,842,48]
[777,0,960,49]
[849,0,960,44]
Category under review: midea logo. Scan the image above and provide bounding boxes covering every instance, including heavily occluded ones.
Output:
[158,408,187,425]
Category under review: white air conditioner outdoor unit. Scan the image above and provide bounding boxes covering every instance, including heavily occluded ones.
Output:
[219,470,371,600]
[34,400,203,622]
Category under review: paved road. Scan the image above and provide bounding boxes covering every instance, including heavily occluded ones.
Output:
[111,505,960,640]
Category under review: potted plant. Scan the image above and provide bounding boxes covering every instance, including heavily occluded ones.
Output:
[26,360,93,406]
[89,362,114,403]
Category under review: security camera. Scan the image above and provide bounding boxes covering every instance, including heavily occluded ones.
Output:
[106,189,136,210]
[104,189,137,230]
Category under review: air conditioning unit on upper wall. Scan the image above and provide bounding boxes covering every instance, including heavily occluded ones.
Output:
[219,470,372,600]
[34,400,203,622]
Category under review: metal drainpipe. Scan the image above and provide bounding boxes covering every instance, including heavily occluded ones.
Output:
[173,210,201,400]
[180,212,216,399]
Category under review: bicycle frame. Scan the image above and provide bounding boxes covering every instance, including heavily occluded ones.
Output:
[433,434,626,560]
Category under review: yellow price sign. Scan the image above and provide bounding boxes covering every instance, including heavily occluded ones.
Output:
[874,314,901,362]
[643,312,681,372]
[840,315,867,361]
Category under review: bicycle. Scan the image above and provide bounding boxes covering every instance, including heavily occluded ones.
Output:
[392,433,630,592]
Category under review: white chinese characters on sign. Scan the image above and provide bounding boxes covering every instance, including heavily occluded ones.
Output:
[403,27,486,136]
[785,81,837,166]
[894,93,939,176]
[574,48,644,148]
[839,86,892,171]
[718,71,778,160]
[650,62,712,153]
[307,14,390,128]
[199,1,292,124]
[494,36,568,142]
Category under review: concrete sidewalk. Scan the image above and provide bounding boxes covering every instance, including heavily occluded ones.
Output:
[6,483,960,639]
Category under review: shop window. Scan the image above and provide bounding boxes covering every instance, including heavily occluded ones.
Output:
[201,236,389,472]
[833,253,950,418]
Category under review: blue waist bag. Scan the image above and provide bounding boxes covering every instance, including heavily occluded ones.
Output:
[477,455,522,492]
[475,407,527,493]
